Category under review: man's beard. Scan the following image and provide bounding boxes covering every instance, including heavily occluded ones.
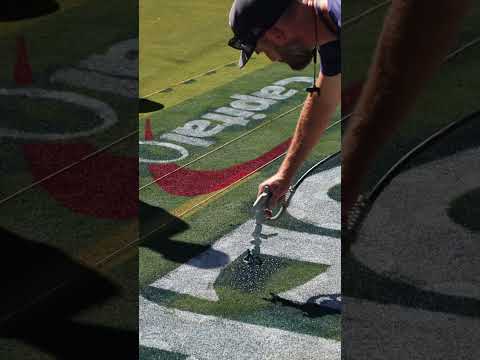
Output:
[277,43,314,71]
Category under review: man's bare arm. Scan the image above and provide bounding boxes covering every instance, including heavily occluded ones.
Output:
[342,0,471,220]
[258,72,341,204]
[280,73,340,178]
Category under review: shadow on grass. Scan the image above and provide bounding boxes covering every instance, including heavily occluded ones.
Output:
[140,346,187,360]
[266,293,341,318]
[140,202,229,268]
[266,212,341,239]
[0,227,137,359]
[2,0,60,21]
[139,98,164,114]
[448,187,480,232]
[343,253,480,318]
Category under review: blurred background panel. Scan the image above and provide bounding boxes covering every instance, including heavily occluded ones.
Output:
[342,1,480,359]
[0,1,139,359]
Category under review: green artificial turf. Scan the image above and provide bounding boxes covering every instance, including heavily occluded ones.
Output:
[139,0,480,348]
[139,59,340,211]
[140,347,188,360]
[140,0,269,100]
[139,68,308,174]
[0,0,138,252]
[342,0,480,189]
[0,4,139,358]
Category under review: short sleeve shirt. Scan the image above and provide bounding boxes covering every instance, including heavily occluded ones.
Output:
[316,0,341,76]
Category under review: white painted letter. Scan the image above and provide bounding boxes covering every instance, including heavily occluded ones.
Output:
[202,112,248,127]
[0,88,117,140]
[139,141,189,164]
[230,94,277,111]
[252,85,297,100]
[274,77,313,87]
[174,120,225,138]
[160,133,213,147]
[215,107,255,119]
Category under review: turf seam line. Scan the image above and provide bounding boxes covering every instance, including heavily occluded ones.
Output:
[138,103,304,190]
[141,61,237,99]
[444,37,480,61]
[139,2,392,102]
[137,117,345,246]
[0,278,73,325]
[136,0,391,116]
[138,32,480,225]
[124,30,480,192]
[164,117,344,218]
[0,122,340,325]
[0,102,309,204]
[0,129,138,207]
[170,135,342,219]
[109,137,343,266]
[101,149,292,267]
[1,35,479,324]
[2,35,479,207]
[343,0,391,29]
[8,31,475,204]
[139,112,347,192]
[175,153,287,218]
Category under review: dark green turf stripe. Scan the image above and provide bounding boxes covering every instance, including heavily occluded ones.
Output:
[140,347,188,360]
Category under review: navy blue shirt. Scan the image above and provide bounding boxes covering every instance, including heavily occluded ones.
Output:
[316,0,341,76]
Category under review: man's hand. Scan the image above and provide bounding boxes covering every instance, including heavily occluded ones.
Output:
[257,172,292,209]
[259,74,339,208]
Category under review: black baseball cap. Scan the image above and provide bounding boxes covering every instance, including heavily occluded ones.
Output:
[228,0,293,68]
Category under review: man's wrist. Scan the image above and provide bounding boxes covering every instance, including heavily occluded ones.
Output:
[277,165,296,182]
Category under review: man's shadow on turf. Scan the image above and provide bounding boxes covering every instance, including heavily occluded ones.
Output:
[0,227,137,359]
[266,293,341,318]
[140,202,229,268]
[139,98,164,114]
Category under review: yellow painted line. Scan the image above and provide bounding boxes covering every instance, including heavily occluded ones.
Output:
[175,154,285,221]
[77,220,138,266]
[170,173,261,220]
[170,192,221,218]
[0,221,138,324]
[164,170,262,221]
[139,104,303,191]
[133,153,287,258]
[165,115,343,219]
[181,172,264,221]
[97,246,137,271]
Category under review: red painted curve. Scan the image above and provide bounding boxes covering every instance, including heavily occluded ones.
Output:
[15,39,137,220]
[144,118,154,141]
[23,143,138,219]
[148,139,291,197]
[15,36,33,85]
[147,80,364,197]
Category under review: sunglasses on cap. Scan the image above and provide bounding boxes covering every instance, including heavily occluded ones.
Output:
[228,36,256,53]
